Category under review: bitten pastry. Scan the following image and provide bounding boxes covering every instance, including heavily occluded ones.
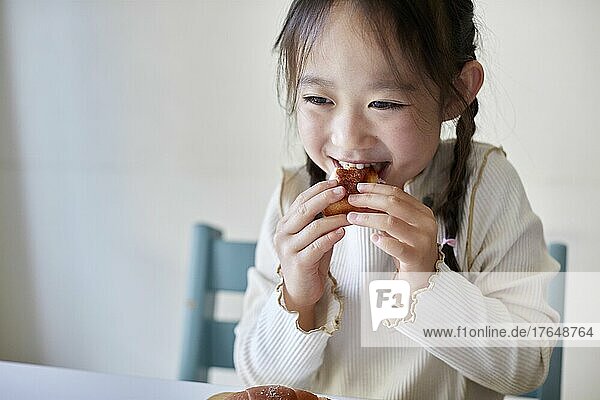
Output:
[322,165,379,217]
[222,384,329,400]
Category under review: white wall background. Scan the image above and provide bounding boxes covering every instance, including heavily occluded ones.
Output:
[0,0,598,398]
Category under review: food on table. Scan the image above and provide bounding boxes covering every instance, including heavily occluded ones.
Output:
[218,384,329,399]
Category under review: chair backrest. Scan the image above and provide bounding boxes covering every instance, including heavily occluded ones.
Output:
[521,242,567,400]
[178,226,567,395]
[179,224,256,382]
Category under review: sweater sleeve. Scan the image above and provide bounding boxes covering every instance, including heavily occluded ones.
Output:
[233,170,340,388]
[393,149,560,395]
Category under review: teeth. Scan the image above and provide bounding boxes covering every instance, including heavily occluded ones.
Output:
[338,161,389,171]
[339,161,372,170]
[334,160,389,177]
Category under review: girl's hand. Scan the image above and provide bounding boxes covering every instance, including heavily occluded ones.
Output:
[346,183,439,273]
[273,179,351,312]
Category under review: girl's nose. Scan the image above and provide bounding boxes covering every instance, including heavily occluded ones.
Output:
[329,110,376,150]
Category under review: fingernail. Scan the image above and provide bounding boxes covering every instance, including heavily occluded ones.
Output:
[347,194,357,203]
[347,212,360,222]
[371,233,380,243]
[335,227,344,235]
[333,186,345,195]
[357,183,369,191]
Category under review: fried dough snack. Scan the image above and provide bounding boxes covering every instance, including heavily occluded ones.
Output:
[223,384,328,400]
[322,166,379,216]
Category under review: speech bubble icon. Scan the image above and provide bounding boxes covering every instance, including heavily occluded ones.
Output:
[369,279,411,331]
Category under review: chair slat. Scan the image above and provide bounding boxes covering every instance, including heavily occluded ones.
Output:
[212,240,255,292]
[210,321,237,369]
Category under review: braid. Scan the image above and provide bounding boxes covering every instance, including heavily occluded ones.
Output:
[437,97,479,271]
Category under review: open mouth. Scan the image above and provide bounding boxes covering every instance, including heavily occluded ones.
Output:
[330,158,391,180]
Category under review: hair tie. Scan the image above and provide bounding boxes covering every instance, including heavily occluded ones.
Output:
[442,238,457,248]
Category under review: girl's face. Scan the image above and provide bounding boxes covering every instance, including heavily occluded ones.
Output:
[296,5,444,188]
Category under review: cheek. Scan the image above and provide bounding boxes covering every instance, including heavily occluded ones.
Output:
[380,110,441,157]
[297,109,328,150]
[297,107,324,132]
[390,107,442,143]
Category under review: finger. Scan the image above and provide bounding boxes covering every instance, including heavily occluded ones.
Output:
[288,214,350,252]
[356,183,434,217]
[347,212,416,244]
[286,179,339,219]
[370,231,417,264]
[284,186,346,234]
[347,192,425,227]
[373,231,438,273]
[295,227,346,267]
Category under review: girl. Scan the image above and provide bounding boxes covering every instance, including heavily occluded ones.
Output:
[234,1,559,399]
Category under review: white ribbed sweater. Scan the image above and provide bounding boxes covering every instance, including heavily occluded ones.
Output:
[233,141,559,400]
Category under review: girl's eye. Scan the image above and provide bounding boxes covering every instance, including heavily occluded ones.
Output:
[369,101,405,110]
[303,96,332,106]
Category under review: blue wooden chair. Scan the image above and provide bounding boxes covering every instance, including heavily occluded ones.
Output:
[178,224,567,397]
[520,242,567,400]
[179,223,256,382]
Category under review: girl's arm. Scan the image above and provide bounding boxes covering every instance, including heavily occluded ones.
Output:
[394,150,559,395]
[233,172,341,388]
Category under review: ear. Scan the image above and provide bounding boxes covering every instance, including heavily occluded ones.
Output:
[443,60,484,121]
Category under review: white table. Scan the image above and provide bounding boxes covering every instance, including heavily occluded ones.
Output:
[0,361,358,400]
[0,361,233,399]
[1,361,531,399]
